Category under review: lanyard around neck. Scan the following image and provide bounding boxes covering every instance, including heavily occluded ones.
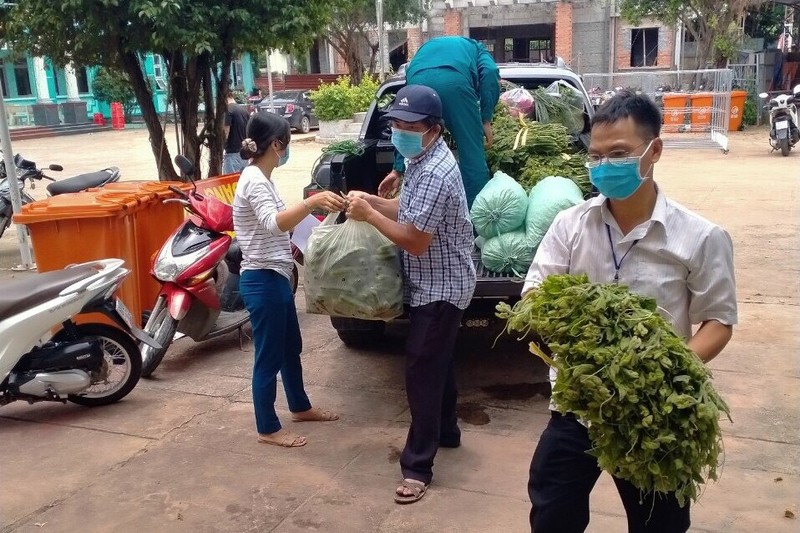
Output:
[606,224,639,284]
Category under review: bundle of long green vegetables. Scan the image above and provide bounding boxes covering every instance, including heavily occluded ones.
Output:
[486,108,590,196]
[304,216,403,321]
[497,274,730,507]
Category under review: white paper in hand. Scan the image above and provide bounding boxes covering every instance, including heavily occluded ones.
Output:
[291,214,321,253]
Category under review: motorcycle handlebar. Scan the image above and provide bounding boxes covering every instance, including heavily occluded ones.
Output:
[168,185,188,197]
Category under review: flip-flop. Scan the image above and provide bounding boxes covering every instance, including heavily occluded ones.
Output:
[257,434,307,447]
[394,479,428,504]
[291,409,340,423]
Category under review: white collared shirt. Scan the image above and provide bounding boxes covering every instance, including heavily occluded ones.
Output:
[521,190,738,339]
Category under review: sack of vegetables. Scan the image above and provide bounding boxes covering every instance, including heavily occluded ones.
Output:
[497,274,731,507]
[480,230,535,276]
[304,213,404,321]
[470,171,529,239]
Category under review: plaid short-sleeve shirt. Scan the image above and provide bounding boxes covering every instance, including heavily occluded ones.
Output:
[398,137,476,309]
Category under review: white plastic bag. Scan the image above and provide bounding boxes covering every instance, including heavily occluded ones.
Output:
[303,213,403,321]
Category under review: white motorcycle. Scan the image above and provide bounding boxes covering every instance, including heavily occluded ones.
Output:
[760,85,800,157]
[0,259,159,407]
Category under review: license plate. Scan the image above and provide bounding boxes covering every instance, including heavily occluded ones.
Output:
[776,120,789,130]
[115,299,135,329]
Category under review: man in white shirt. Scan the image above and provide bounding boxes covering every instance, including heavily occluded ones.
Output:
[523,91,737,533]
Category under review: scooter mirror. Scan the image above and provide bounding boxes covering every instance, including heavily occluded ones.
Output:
[759,92,769,99]
[174,155,196,186]
[48,164,63,172]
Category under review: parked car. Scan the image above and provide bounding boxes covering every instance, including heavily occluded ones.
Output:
[302,62,594,347]
[257,90,319,134]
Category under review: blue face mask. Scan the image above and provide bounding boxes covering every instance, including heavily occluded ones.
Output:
[588,141,653,200]
[391,127,432,159]
[275,144,290,167]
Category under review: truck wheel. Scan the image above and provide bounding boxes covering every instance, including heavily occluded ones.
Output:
[331,317,385,348]
[781,137,791,156]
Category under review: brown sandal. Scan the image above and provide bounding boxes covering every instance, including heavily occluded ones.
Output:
[257,433,307,448]
[291,408,340,423]
[394,479,428,504]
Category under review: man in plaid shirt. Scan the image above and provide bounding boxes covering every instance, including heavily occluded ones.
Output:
[347,85,476,504]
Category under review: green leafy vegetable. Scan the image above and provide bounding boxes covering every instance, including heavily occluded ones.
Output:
[497,274,731,507]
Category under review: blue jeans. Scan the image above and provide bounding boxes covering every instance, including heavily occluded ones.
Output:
[222,152,247,174]
[240,269,311,434]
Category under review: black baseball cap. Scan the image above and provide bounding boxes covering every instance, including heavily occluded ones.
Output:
[384,84,442,122]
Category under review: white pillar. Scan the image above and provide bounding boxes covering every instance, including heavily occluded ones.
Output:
[32,57,51,103]
[64,62,81,102]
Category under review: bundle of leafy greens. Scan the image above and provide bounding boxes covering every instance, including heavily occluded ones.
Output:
[497,274,730,507]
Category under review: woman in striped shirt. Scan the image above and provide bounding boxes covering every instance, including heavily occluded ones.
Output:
[233,113,346,448]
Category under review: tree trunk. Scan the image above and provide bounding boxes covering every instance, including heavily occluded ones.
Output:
[119,51,179,181]
[201,65,220,178]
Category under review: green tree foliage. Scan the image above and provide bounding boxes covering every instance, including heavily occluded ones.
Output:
[620,0,766,72]
[2,0,332,180]
[325,0,428,85]
[91,68,139,122]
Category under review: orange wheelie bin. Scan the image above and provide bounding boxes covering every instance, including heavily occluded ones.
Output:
[13,192,144,326]
[92,181,191,318]
[728,90,748,132]
[661,93,688,130]
[690,92,714,129]
[13,183,190,327]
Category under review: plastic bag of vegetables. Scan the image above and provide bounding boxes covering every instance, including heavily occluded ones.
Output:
[525,176,584,248]
[304,213,403,321]
[480,230,535,276]
[499,87,535,117]
[471,171,529,239]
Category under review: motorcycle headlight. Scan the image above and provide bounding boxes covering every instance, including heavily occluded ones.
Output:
[153,245,210,282]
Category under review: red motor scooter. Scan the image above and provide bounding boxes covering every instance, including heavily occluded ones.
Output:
[139,156,249,377]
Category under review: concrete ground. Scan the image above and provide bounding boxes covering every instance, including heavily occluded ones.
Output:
[0,128,798,532]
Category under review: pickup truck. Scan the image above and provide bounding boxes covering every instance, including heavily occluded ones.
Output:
[303,63,594,347]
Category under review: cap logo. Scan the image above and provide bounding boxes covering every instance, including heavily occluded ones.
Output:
[398,97,409,107]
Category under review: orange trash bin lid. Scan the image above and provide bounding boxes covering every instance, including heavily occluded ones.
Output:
[13,191,142,224]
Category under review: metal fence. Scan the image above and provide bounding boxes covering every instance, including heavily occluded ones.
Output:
[582,69,734,152]
[729,60,767,126]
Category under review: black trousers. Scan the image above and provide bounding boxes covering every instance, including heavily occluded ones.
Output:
[399,301,464,485]
[529,412,691,533]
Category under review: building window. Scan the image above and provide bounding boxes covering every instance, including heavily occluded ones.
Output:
[504,38,514,62]
[529,39,552,62]
[152,54,167,90]
[630,28,659,67]
[480,39,495,53]
[14,60,32,96]
[77,67,89,93]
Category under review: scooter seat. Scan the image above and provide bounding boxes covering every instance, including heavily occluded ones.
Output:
[0,265,96,322]
[46,167,120,196]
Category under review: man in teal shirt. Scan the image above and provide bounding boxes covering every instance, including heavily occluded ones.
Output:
[379,36,501,208]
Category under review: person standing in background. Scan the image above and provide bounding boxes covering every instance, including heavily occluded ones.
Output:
[379,36,500,209]
[223,91,251,174]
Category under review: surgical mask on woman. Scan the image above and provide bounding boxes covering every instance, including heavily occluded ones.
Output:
[391,127,432,159]
[587,140,654,200]
[274,143,290,167]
